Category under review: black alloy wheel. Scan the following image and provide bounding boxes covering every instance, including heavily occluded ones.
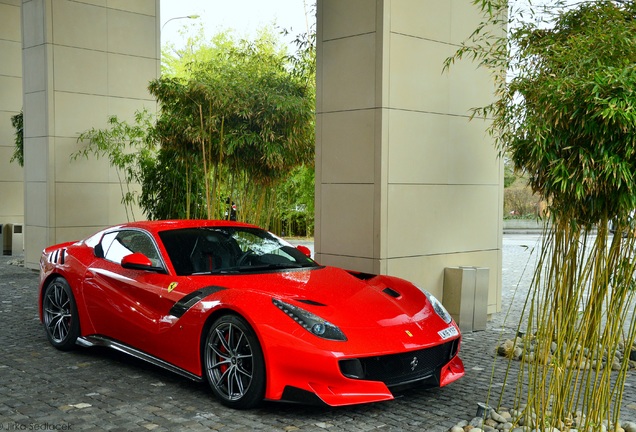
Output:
[204,315,265,409]
[42,277,80,351]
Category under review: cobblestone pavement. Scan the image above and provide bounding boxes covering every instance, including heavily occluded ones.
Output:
[1,234,635,431]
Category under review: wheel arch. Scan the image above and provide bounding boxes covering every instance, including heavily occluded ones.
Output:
[39,272,65,320]
[199,308,268,408]
[198,307,267,375]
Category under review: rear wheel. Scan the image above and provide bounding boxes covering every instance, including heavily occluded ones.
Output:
[203,315,265,409]
[42,277,80,351]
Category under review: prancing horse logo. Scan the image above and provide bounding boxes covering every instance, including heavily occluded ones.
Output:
[410,356,418,371]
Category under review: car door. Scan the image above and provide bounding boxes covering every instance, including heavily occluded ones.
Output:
[82,229,179,355]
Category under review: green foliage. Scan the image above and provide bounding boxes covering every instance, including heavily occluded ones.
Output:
[505,2,636,227]
[449,1,636,429]
[456,1,636,228]
[274,164,315,237]
[74,110,157,222]
[10,111,23,167]
[147,29,315,229]
[76,28,316,235]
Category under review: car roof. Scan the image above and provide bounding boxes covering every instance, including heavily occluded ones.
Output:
[111,219,260,234]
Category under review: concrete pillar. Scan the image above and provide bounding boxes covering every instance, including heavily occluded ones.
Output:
[0,0,24,227]
[21,0,160,268]
[315,0,503,314]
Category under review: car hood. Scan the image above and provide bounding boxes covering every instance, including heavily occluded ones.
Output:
[197,266,452,346]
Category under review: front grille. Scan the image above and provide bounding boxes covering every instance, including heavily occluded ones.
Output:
[340,340,459,387]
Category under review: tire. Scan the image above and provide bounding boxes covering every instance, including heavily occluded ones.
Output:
[203,315,266,409]
[42,277,80,351]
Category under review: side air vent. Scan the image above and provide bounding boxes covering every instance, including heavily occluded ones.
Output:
[295,299,326,306]
[382,287,401,298]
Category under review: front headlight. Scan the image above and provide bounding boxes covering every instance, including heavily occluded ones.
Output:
[273,298,347,341]
[423,290,452,324]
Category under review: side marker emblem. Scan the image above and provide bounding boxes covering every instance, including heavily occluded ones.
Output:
[405,330,413,337]
[168,282,178,293]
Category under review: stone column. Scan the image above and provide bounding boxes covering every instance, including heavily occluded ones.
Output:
[0,0,23,227]
[21,0,160,268]
[315,0,503,314]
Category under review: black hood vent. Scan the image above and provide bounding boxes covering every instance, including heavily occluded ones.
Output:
[382,287,401,298]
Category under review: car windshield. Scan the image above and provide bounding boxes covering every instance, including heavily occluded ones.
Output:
[158,227,318,276]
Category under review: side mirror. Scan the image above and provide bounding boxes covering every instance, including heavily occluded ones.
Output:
[121,252,154,271]
[296,245,312,258]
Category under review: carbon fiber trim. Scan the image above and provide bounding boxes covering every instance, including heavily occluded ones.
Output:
[169,286,226,318]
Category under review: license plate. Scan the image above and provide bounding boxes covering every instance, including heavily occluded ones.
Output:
[438,326,459,340]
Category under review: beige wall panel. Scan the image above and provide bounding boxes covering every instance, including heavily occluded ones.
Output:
[316,254,377,274]
[23,91,48,138]
[107,53,156,99]
[321,110,376,184]
[0,111,18,147]
[21,0,50,48]
[450,0,486,45]
[390,0,450,42]
[23,137,48,182]
[388,33,451,113]
[109,183,143,223]
[73,0,107,7]
[319,183,375,258]
[448,116,499,185]
[53,92,108,138]
[387,184,499,257]
[25,181,48,227]
[321,34,376,112]
[387,110,449,184]
[0,2,21,41]
[22,44,46,93]
[387,249,501,313]
[107,9,156,57]
[448,60,496,117]
[388,112,499,186]
[52,1,107,50]
[0,181,24,219]
[55,182,110,227]
[53,46,108,95]
[107,97,156,122]
[55,225,103,243]
[0,146,23,181]
[55,137,110,183]
[314,113,323,252]
[25,225,48,265]
[0,76,21,112]
[321,0,375,41]
[0,40,21,76]
[107,0,155,15]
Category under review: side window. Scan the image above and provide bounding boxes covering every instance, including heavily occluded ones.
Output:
[101,230,161,266]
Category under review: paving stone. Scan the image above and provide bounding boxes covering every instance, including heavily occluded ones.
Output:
[1,234,634,431]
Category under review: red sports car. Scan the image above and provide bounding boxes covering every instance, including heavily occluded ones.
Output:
[38,220,464,409]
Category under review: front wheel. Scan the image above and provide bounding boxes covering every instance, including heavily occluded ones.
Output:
[42,277,80,351]
[203,315,265,409]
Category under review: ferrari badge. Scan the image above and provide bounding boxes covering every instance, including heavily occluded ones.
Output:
[168,282,178,293]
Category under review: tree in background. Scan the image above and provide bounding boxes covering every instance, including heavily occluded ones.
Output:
[449,1,636,429]
[10,111,23,167]
[148,28,315,229]
[76,27,316,236]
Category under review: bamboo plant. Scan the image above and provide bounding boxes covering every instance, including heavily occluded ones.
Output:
[448,1,636,429]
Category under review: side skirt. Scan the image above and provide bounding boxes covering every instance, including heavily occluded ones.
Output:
[77,335,204,383]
